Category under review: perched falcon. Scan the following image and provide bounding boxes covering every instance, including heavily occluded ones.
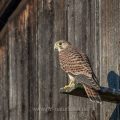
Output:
[54,40,101,103]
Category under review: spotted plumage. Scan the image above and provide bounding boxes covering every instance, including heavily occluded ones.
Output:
[59,46,92,77]
[54,40,101,103]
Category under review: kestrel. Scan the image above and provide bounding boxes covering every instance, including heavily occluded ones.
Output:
[54,40,101,103]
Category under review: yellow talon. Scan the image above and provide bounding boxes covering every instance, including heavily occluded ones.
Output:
[64,82,75,90]
[64,85,70,89]
[69,83,75,88]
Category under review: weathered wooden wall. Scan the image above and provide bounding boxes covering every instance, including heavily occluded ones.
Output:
[100,1,120,119]
[0,0,120,120]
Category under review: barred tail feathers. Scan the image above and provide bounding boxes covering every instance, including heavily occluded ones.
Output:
[83,84,101,103]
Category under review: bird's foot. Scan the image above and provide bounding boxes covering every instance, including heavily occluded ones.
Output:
[63,83,75,91]
[69,82,75,88]
[64,85,70,89]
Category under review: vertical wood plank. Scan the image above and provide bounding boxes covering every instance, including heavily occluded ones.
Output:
[37,0,55,119]
[37,0,68,120]
[8,5,29,120]
[100,0,120,119]
[0,44,9,120]
[8,22,18,120]
[53,0,69,120]
[27,1,39,120]
[68,0,100,120]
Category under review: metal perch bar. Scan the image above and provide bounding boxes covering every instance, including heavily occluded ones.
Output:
[60,83,120,103]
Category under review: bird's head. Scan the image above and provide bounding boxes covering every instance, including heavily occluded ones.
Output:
[54,40,71,51]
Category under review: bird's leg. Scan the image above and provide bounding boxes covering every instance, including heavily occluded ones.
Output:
[64,74,76,89]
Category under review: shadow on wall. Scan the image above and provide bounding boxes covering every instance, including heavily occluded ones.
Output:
[107,71,120,120]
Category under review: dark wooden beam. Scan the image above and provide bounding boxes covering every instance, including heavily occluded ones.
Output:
[0,0,21,31]
[60,83,120,103]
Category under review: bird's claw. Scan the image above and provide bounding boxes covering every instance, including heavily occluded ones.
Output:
[63,83,75,91]
[64,85,70,89]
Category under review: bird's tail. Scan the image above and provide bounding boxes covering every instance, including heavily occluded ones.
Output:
[83,84,102,103]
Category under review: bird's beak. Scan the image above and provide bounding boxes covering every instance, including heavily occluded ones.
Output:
[54,43,57,50]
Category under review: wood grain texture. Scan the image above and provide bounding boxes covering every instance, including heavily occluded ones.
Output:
[100,0,120,120]
[0,44,8,120]
[0,0,120,120]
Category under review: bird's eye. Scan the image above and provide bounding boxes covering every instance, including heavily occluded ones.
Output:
[59,42,62,45]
